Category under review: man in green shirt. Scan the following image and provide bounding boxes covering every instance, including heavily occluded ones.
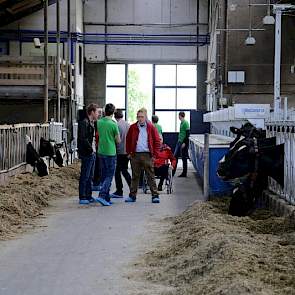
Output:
[95,103,120,206]
[152,115,163,139]
[174,111,190,177]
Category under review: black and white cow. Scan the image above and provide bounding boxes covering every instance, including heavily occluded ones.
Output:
[39,137,66,167]
[26,135,49,177]
[217,123,284,216]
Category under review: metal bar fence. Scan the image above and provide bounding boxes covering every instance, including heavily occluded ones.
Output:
[0,123,50,173]
[266,122,295,205]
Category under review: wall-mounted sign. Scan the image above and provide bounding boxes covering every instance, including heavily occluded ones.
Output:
[234,104,270,119]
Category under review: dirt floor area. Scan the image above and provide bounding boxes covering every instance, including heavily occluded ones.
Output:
[0,163,80,240]
[134,198,295,295]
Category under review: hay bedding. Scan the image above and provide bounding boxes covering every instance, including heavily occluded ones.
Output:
[137,199,295,295]
[0,163,80,239]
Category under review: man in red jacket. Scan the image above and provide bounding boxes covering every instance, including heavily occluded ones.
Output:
[125,108,161,203]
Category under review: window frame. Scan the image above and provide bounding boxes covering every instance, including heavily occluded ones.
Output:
[153,64,197,132]
[106,64,128,119]
[105,63,197,130]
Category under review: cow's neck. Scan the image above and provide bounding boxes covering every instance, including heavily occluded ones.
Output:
[258,144,284,187]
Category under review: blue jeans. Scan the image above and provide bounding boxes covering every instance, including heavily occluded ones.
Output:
[79,153,96,200]
[99,155,117,202]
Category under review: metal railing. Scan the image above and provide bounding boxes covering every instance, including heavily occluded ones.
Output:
[0,123,49,173]
[0,121,79,176]
[266,122,295,205]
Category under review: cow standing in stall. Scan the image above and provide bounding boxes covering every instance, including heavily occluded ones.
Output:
[217,123,284,216]
[25,135,49,177]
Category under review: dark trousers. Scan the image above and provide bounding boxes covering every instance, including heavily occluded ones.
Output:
[130,153,158,198]
[154,165,169,186]
[98,155,116,202]
[115,154,131,194]
[93,153,101,186]
[79,153,96,200]
[174,142,188,176]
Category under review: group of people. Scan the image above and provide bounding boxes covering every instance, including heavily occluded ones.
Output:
[77,103,190,206]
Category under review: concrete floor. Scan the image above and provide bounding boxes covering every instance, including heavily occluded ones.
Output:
[0,165,204,295]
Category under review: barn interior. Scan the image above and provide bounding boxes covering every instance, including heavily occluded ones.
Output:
[0,1,295,294]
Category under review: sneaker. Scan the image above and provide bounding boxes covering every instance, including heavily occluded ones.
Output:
[79,199,90,205]
[110,191,124,198]
[88,197,95,203]
[152,196,160,204]
[92,197,112,206]
[125,196,136,203]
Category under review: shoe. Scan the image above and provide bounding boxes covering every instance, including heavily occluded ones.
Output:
[79,199,90,205]
[92,197,112,206]
[125,196,136,203]
[152,196,160,204]
[178,174,187,178]
[92,185,101,191]
[110,192,124,198]
[88,197,95,203]
[157,185,163,191]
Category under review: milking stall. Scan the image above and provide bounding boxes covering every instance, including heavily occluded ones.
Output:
[0,1,295,294]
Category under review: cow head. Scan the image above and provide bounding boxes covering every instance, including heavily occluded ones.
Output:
[39,137,56,159]
[26,136,49,177]
[217,123,278,181]
[217,135,257,180]
[229,122,266,149]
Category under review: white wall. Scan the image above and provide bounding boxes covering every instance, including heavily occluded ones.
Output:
[84,0,208,63]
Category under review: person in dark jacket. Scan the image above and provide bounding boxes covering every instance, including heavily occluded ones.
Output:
[125,108,161,203]
[78,103,99,204]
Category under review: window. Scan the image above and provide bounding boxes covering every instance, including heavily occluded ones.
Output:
[106,87,125,109]
[155,65,176,86]
[177,65,196,86]
[176,88,196,109]
[155,88,176,110]
[106,64,127,114]
[106,64,125,86]
[155,111,191,133]
[105,63,197,129]
[154,64,197,132]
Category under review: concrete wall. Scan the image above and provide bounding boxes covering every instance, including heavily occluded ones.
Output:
[84,63,106,108]
[208,0,295,109]
[84,0,209,63]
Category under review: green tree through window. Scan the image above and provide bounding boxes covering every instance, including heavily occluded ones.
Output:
[127,69,149,123]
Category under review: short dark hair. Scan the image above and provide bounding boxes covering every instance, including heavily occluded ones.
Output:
[114,109,124,119]
[152,115,159,123]
[86,103,98,115]
[179,111,185,118]
[104,103,116,116]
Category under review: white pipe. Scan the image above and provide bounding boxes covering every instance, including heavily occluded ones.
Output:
[284,97,288,121]
[274,9,282,118]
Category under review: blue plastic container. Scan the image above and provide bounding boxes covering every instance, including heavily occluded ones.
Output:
[189,134,233,196]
